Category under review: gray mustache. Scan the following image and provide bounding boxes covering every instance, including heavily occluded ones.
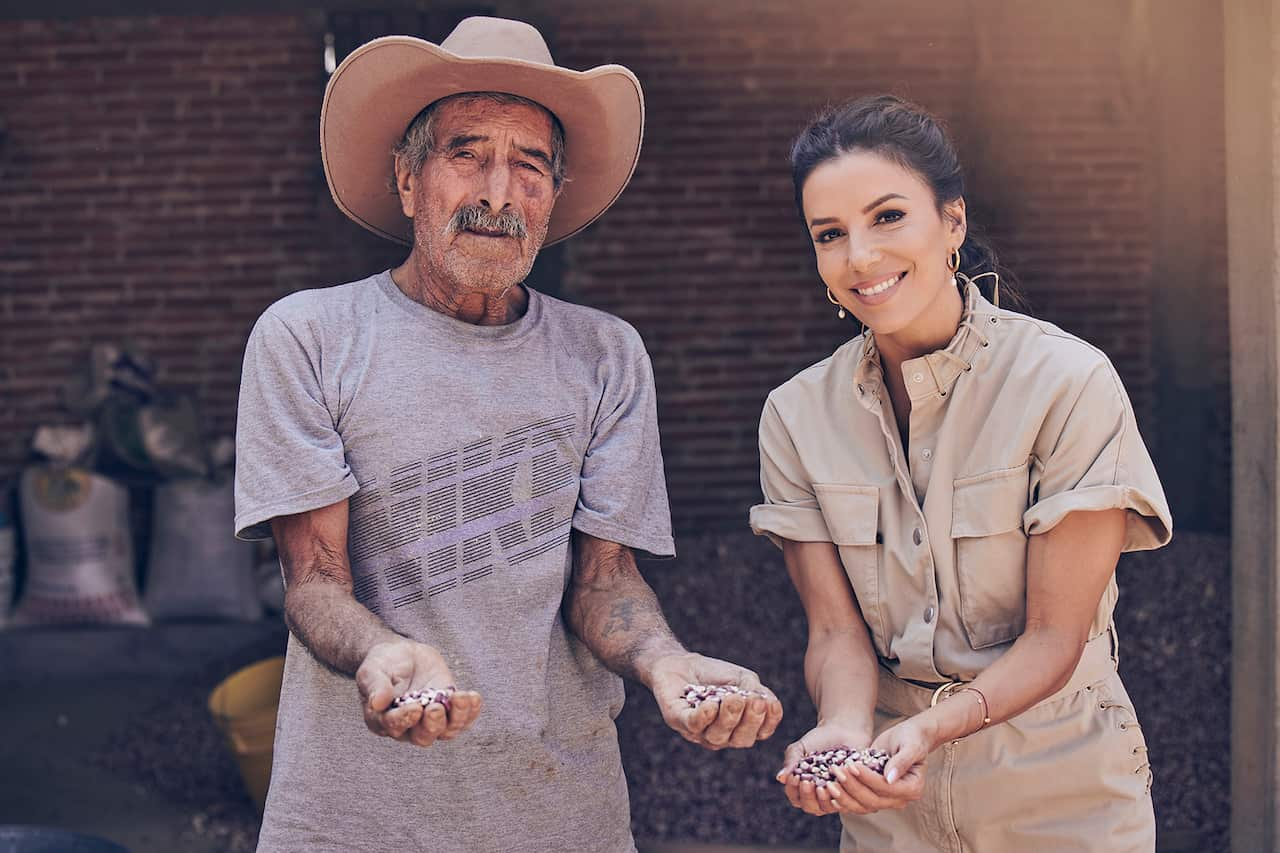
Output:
[447,205,528,240]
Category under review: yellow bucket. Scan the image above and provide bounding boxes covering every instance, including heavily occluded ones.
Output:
[208,656,285,814]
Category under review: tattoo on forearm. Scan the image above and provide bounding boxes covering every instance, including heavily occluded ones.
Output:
[602,599,636,636]
[566,533,683,682]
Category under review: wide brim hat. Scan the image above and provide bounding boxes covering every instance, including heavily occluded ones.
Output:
[320,17,644,247]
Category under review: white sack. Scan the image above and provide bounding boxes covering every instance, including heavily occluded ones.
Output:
[13,466,147,626]
[144,477,261,621]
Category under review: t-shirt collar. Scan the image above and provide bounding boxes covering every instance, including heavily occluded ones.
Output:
[375,270,542,346]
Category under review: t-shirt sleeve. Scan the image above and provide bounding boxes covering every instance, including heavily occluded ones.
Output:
[233,309,359,541]
[571,350,675,558]
[749,397,833,548]
[1022,360,1172,551]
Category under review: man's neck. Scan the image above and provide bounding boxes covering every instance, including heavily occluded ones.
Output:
[390,258,529,326]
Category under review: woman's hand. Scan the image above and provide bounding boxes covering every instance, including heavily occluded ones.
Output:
[777,719,929,817]
[777,722,873,816]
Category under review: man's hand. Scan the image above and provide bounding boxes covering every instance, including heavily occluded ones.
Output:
[648,652,783,750]
[355,639,482,748]
[777,720,924,816]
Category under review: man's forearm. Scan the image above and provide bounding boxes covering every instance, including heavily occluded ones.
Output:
[284,577,402,677]
[273,501,404,678]
[565,533,685,686]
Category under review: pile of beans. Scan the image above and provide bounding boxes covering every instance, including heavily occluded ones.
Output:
[390,686,456,711]
[681,683,770,708]
[792,746,890,786]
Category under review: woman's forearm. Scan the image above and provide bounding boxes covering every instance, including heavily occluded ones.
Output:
[805,627,880,737]
[919,510,1127,750]
[916,623,1085,750]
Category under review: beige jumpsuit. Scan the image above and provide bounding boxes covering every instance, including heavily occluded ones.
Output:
[750,284,1172,852]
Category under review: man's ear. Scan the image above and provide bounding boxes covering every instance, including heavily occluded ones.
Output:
[943,197,967,245]
[394,157,416,219]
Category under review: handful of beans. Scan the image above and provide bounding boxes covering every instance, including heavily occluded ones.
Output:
[390,686,456,711]
[681,683,770,708]
[792,746,890,785]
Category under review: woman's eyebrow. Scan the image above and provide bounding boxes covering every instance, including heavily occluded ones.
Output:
[862,192,907,213]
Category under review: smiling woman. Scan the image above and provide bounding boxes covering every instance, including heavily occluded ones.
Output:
[750,94,1172,853]
[791,95,1008,310]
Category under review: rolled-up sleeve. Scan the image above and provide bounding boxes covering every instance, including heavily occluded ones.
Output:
[1022,361,1172,552]
[750,397,833,547]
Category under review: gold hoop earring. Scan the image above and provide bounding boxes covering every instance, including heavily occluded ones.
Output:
[826,288,846,320]
[947,248,961,272]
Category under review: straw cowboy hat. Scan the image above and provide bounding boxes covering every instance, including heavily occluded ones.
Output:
[320,16,644,247]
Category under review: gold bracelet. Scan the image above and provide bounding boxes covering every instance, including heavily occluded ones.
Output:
[953,686,991,732]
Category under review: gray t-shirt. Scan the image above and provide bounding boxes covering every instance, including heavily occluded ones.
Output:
[234,270,674,853]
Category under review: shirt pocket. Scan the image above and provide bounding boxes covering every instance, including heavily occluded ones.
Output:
[951,462,1030,650]
[812,484,887,653]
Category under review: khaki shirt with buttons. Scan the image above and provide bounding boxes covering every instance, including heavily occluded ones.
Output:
[750,284,1172,684]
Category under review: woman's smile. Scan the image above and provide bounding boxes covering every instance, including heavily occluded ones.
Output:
[851,271,907,305]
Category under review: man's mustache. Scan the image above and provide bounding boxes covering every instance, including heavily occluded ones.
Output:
[446,205,528,240]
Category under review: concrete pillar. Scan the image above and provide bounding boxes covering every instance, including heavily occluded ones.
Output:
[1227,0,1280,849]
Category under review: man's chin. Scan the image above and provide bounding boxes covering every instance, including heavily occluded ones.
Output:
[445,260,533,294]
[451,236,527,262]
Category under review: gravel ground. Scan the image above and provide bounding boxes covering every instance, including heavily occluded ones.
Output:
[92,529,1228,851]
[92,636,286,852]
[1112,531,1230,852]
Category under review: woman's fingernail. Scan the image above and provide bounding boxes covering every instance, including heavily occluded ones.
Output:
[886,768,899,784]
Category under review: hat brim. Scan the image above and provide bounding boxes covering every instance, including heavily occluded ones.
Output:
[320,36,644,247]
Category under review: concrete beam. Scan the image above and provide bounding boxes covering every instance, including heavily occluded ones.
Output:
[1227,0,1280,849]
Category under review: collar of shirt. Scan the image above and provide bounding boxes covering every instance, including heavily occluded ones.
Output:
[852,281,996,408]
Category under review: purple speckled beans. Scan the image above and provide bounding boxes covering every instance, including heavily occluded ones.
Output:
[681,683,770,708]
[792,746,891,786]
[389,686,456,712]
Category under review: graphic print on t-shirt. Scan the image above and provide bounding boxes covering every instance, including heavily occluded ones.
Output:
[347,412,579,613]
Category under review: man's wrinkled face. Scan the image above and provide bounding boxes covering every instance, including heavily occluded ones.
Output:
[398,98,560,298]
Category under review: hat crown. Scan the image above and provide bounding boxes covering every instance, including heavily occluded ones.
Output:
[440,17,554,66]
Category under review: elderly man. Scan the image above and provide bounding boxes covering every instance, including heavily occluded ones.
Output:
[234,17,782,853]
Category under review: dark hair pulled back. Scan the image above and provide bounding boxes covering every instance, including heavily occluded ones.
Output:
[791,94,1020,306]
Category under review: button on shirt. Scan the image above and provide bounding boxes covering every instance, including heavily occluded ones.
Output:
[750,284,1172,683]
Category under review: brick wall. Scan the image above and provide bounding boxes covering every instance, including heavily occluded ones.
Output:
[0,1,1229,532]
[540,0,1227,529]
[0,13,402,477]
